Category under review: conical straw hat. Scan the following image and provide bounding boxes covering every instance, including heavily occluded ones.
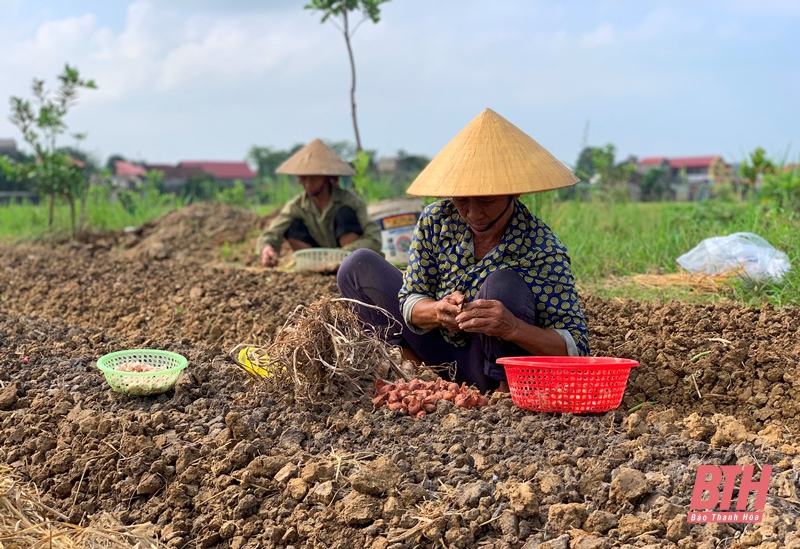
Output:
[275,139,356,176]
[406,109,578,197]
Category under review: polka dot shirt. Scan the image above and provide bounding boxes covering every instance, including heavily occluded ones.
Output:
[398,199,590,354]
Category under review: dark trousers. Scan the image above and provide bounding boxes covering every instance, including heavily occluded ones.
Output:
[337,249,537,392]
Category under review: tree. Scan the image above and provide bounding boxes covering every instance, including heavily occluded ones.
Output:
[396,149,430,175]
[573,146,601,183]
[248,144,303,178]
[1,65,96,234]
[105,153,127,173]
[759,165,800,210]
[640,168,670,201]
[740,147,775,193]
[305,0,389,152]
[590,144,636,201]
[180,173,219,204]
[326,139,358,162]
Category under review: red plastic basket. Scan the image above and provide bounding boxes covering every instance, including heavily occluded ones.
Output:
[496,356,639,414]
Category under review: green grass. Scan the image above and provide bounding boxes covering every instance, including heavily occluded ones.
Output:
[0,190,183,242]
[2,188,798,306]
[533,199,800,306]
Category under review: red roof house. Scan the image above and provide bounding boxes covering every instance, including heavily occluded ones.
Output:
[138,161,257,193]
[114,160,146,177]
[638,157,668,166]
[146,164,205,179]
[636,155,734,201]
[178,161,256,181]
[667,156,719,170]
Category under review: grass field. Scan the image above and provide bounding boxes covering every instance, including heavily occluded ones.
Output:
[2,190,797,306]
[535,199,799,306]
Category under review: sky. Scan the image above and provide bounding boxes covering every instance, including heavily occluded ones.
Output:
[0,0,798,168]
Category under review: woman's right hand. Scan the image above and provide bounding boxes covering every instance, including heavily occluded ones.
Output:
[435,292,465,333]
[261,244,279,267]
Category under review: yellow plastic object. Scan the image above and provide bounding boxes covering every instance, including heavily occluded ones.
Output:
[236,347,281,379]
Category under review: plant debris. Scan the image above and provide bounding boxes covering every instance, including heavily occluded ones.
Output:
[232,297,409,404]
[0,466,164,548]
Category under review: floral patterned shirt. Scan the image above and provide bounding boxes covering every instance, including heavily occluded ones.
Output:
[398,199,590,354]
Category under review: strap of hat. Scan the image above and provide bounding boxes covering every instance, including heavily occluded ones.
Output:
[471,197,515,233]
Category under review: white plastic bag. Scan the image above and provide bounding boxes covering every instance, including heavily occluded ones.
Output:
[676,232,791,282]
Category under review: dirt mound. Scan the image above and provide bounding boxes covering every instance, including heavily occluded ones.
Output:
[0,245,337,351]
[1,311,798,548]
[584,295,800,433]
[2,242,800,548]
[122,202,272,264]
[2,245,799,434]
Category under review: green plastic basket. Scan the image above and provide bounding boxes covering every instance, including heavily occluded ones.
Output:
[97,349,188,396]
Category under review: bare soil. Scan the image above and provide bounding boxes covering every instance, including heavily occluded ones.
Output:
[1,203,799,549]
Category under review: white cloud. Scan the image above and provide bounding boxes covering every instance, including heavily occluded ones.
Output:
[156,14,321,91]
[0,1,332,104]
[1,1,797,165]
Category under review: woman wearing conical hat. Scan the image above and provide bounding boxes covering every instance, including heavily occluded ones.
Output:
[338,110,590,392]
[256,139,382,267]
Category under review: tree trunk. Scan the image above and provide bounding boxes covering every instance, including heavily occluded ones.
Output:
[48,194,55,229]
[78,190,88,234]
[68,196,76,237]
[342,11,362,152]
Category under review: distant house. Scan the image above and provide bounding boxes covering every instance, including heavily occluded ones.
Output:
[637,155,733,201]
[0,138,19,159]
[375,154,431,184]
[178,161,256,188]
[115,160,147,177]
[145,163,206,193]
[110,160,148,190]
[376,157,400,175]
[140,161,256,193]
[637,156,669,173]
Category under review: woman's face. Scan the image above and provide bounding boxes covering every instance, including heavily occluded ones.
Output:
[451,195,513,232]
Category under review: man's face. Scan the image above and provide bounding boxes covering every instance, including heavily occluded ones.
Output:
[298,175,329,198]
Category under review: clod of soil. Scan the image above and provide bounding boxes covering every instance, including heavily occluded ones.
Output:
[1,204,799,548]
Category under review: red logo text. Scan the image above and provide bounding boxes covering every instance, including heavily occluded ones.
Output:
[687,465,772,523]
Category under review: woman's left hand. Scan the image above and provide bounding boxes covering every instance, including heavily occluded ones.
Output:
[456,299,519,340]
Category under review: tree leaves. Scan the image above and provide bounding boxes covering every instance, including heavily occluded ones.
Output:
[5,65,97,233]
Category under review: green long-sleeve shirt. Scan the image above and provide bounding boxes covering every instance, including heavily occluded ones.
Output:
[256,186,383,256]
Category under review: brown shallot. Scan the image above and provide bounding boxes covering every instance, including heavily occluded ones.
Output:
[371,377,489,418]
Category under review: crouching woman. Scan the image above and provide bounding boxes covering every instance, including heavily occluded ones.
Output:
[338,109,590,393]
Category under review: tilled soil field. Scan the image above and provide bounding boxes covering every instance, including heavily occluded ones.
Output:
[1,204,799,549]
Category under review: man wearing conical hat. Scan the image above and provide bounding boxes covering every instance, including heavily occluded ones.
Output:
[338,109,589,392]
[256,139,382,267]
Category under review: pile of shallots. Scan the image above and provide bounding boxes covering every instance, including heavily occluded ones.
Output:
[371,378,489,418]
[116,362,159,372]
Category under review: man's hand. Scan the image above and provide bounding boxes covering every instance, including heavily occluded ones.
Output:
[456,299,519,340]
[434,291,465,333]
[260,244,279,267]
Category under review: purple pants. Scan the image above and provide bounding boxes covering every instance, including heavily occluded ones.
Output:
[337,249,537,392]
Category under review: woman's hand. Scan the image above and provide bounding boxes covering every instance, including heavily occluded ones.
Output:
[434,291,465,333]
[456,299,519,339]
